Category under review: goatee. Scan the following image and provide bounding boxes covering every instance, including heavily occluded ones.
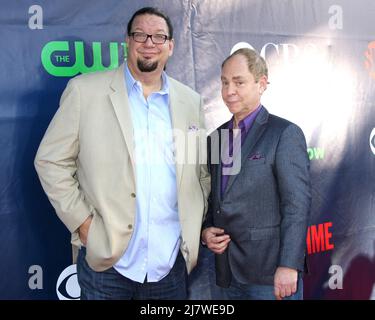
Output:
[137,59,158,72]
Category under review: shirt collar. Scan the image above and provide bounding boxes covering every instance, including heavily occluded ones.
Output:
[124,61,169,96]
[228,104,262,134]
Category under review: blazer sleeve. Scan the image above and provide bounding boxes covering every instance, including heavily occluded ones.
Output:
[198,97,211,222]
[275,124,312,271]
[202,133,214,230]
[34,79,92,234]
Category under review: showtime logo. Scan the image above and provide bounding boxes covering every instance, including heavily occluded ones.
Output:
[56,264,80,300]
[306,222,334,255]
[231,41,319,63]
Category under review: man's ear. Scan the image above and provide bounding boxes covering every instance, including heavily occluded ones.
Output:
[168,38,175,57]
[259,75,268,93]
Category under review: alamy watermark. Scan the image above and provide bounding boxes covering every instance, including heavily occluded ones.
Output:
[132,128,242,175]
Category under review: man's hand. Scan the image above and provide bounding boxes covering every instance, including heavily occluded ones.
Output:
[78,216,93,246]
[274,267,298,300]
[202,227,231,254]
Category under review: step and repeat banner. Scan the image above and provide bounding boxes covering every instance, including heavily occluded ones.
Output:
[1,0,374,299]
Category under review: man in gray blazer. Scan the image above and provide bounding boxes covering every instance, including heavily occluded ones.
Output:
[35,7,210,299]
[202,48,311,300]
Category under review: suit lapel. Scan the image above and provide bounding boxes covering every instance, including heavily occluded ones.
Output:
[218,122,231,201]
[209,126,225,202]
[169,79,189,189]
[108,69,189,188]
[223,107,269,196]
[109,64,136,175]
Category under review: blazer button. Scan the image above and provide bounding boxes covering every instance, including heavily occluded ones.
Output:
[128,224,133,230]
[216,210,220,214]
[131,193,136,198]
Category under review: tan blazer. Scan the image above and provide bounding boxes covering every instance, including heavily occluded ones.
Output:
[34,64,210,273]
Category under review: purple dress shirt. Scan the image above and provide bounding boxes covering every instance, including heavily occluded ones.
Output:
[221,105,262,198]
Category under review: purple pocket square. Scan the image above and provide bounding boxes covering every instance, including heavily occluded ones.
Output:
[188,124,199,132]
[249,153,264,160]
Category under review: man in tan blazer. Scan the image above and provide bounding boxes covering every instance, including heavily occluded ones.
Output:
[34,7,210,300]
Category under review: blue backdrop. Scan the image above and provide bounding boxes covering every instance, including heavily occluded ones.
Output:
[1,0,374,299]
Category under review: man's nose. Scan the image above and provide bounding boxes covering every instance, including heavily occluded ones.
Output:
[226,83,236,95]
[144,36,155,46]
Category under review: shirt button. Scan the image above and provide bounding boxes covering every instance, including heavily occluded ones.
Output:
[128,224,133,230]
[131,193,136,198]
[216,210,220,214]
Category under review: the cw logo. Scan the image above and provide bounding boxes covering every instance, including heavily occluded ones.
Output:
[365,41,375,79]
[41,41,127,77]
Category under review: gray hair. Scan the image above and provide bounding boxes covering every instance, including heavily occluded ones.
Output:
[222,48,268,82]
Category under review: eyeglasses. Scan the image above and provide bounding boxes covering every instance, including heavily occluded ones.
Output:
[130,32,170,44]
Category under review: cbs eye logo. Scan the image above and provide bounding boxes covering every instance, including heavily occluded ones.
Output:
[370,128,375,155]
[56,264,80,300]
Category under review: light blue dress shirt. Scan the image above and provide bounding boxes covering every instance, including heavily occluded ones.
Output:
[113,62,181,283]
